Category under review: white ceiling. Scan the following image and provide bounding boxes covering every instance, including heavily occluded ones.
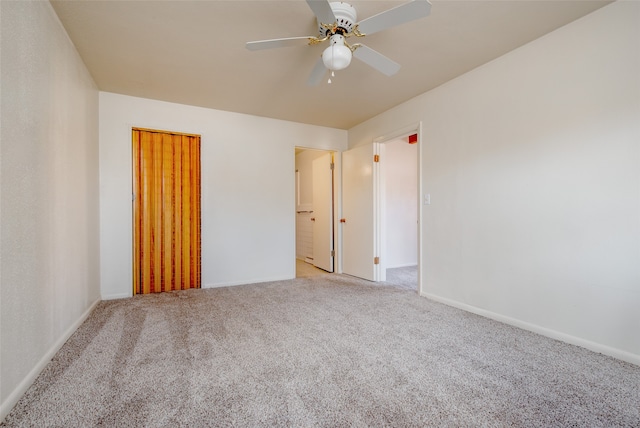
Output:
[50,0,611,130]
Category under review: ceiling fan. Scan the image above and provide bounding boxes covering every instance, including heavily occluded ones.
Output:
[246,0,432,85]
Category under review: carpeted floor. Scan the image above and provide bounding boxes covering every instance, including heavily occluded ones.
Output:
[2,274,638,427]
[384,265,418,291]
[296,258,418,291]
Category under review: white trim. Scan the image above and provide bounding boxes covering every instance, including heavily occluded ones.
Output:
[373,141,384,281]
[204,274,292,289]
[0,299,101,422]
[372,122,422,144]
[107,274,295,295]
[387,263,419,269]
[416,122,423,296]
[333,152,343,275]
[421,292,640,366]
[101,292,133,300]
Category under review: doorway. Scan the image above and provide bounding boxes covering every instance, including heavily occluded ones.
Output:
[132,128,201,294]
[295,147,335,277]
[381,136,419,290]
[341,123,422,293]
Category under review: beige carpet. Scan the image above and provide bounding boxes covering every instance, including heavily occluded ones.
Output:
[2,274,638,427]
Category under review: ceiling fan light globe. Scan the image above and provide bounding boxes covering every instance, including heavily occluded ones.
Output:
[322,44,352,71]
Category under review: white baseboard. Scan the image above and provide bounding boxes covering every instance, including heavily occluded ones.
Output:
[105,276,295,296]
[101,292,132,300]
[387,263,418,269]
[0,298,101,422]
[420,292,640,366]
[204,274,293,289]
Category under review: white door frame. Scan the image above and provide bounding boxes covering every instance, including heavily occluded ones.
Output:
[373,122,423,293]
[312,152,334,272]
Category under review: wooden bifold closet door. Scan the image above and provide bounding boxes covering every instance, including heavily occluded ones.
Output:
[132,128,201,294]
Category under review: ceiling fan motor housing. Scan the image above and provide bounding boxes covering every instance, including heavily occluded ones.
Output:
[318,2,357,36]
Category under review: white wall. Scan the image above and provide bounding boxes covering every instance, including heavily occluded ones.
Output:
[99,93,347,298]
[0,1,100,419]
[384,139,418,268]
[349,1,640,362]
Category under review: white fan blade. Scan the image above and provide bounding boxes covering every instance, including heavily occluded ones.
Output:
[306,0,336,25]
[357,0,431,36]
[307,57,327,86]
[246,36,313,51]
[353,45,401,76]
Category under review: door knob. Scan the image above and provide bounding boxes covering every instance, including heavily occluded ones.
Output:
[340,218,346,223]
[310,218,315,221]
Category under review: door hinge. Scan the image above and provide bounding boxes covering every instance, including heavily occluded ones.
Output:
[374,256,380,265]
[374,154,380,163]
[330,162,335,170]
[331,250,335,257]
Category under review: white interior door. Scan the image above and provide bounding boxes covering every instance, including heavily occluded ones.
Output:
[312,153,334,272]
[342,144,379,281]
